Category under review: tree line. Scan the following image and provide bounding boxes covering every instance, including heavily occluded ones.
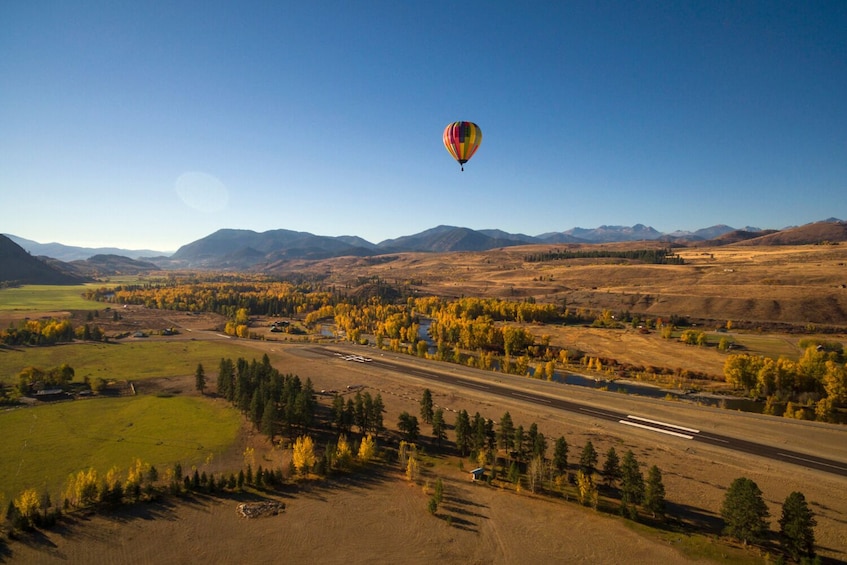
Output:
[723,343,847,422]
[1,317,105,346]
[524,248,685,264]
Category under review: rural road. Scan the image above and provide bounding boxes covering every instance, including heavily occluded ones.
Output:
[309,346,847,479]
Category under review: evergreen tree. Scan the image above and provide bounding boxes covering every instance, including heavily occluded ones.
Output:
[261,398,277,439]
[531,427,547,460]
[552,436,569,475]
[602,447,621,488]
[643,465,666,520]
[431,408,446,449]
[420,388,434,424]
[779,491,816,561]
[398,411,419,442]
[250,389,264,427]
[370,393,385,436]
[579,440,598,476]
[472,413,487,454]
[194,363,206,394]
[454,410,471,456]
[513,425,526,461]
[497,412,515,451]
[620,450,644,520]
[353,391,366,433]
[331,394,346,431]
[720,477,770,545]
[344,398,356,433]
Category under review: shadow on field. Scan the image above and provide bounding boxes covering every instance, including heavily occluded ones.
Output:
[292,462,396,503]
[662,501,723,536]
[1,529,59,562]
[434,482,490,533]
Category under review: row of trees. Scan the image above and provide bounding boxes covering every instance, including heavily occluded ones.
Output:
[1,318,105,346]
[721,477,817,561]
[418,386,818,559]
[84,278,339,318]
[410,384,669,524]
[524,248,684,265]
[5,455,296,533]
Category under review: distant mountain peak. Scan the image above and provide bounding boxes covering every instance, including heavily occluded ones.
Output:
[7,218,845,271]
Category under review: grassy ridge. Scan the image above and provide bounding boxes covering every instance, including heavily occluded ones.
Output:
[0,395,242,501]
[0,339,265,386]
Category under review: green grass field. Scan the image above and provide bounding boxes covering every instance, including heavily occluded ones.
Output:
[731,333,802,359]
[0,339,268,386]
[0,395,242,502]
[0,284,108,312]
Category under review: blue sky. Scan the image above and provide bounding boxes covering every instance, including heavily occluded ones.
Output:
[2,1,845,252]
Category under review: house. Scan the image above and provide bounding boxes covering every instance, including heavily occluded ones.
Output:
[34,389,68,401]
[469,467,485,481]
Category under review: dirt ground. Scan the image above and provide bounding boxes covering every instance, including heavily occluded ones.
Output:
[7,340,847,564]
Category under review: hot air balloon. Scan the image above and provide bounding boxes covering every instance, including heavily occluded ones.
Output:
[443,121,482,171]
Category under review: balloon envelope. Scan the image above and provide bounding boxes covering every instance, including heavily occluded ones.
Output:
[443,121,482,170]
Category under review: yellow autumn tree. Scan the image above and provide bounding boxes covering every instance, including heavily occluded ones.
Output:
[14,488,40,524]
[357,434,376,463]
[577,470,598,508]
[63,468,99,508]
[336,435,353,469]
[405,455,419,482]
[292,435,316,475]
[125,458,149,500]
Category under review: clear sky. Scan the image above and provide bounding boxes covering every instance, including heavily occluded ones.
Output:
[2,1,845,252]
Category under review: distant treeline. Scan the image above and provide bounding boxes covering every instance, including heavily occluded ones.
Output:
[525,248,684,264]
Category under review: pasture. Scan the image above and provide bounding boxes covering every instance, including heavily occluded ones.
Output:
[0,394,241,501]
[0,284,105,312]
[0,339,270,387]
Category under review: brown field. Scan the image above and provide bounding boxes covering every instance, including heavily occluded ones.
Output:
[5,244,847,563]
[278,243,847,328]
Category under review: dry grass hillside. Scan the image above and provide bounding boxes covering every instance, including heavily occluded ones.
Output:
[272,243,847,328]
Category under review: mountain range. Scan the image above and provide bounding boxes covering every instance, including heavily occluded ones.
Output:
[3,219,846,276]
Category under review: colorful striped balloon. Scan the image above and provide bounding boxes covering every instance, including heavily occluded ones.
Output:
[443,121,482,171]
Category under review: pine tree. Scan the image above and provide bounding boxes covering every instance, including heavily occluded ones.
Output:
[454,410,471,456]
[720,477,770,545]
[420,388,434,424]
[552,436,569,475]
[620,450,644,520]
[398,411,419,442]
[579,440,598,476]
[431,408,446,449]
[370,393,385,436]
[779,491,816,561]
[643,465,666,520]
[602,447,621,487]
[194,363,206,394]
[498,412,515,451]
[261,398,277,439]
